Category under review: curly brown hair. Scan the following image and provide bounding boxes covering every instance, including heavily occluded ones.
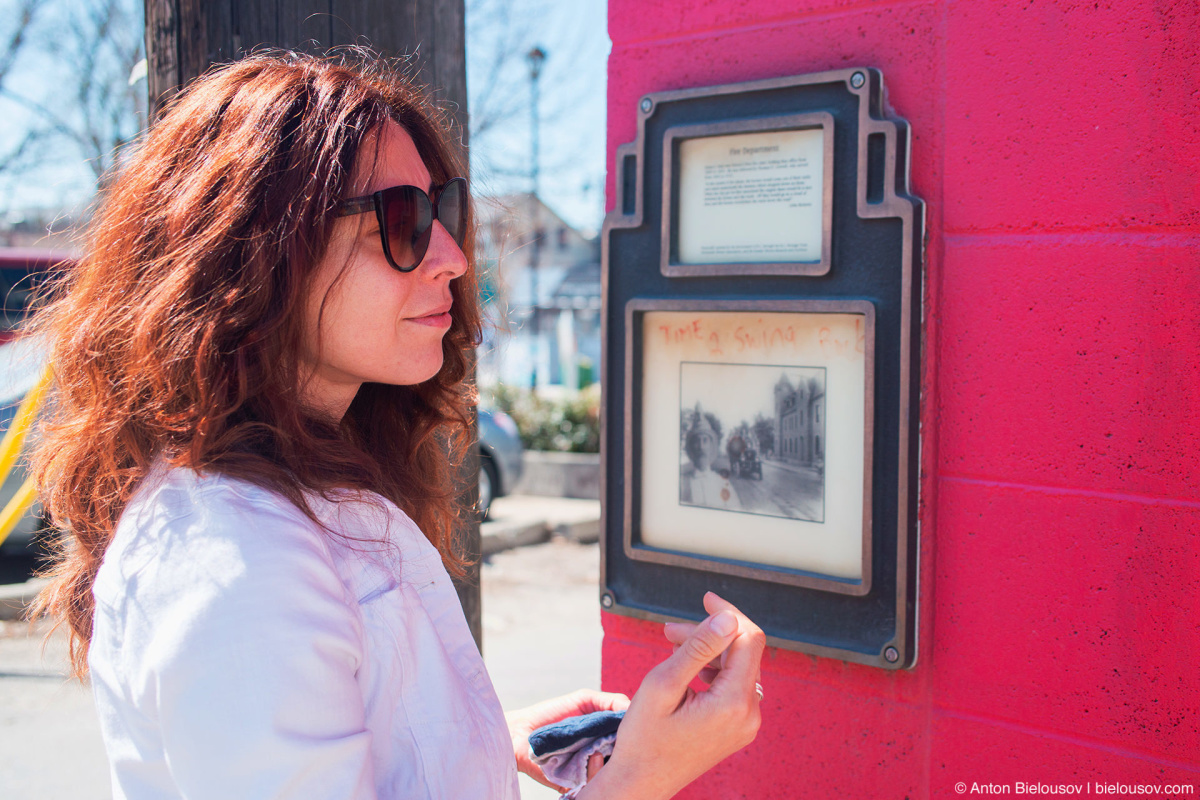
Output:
[28,50,481,679]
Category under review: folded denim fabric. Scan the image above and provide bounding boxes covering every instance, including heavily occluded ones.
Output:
[529,710,625,758]
[529,710,625,798]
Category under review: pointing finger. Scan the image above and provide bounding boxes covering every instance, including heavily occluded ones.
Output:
[699,593,767,698]
[648,610,739,696]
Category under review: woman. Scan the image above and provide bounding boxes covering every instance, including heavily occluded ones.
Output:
[30,51,764,799]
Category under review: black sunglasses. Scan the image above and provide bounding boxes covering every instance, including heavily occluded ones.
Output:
[336,177,468,272]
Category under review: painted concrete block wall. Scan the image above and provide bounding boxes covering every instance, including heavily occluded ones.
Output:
[601,1,1200,796]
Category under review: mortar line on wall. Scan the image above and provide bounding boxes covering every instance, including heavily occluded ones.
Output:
[609,0,937,49]
[939,475,1200,511]
[943,231,1200,248]
[933,706,1200,774]
[920,3,952,796]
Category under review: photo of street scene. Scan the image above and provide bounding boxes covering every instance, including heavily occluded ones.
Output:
[679,361,825,522]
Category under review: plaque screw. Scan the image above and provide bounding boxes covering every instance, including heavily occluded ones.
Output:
[601,592,615,609]
[884,646,899,663]
[850,71,866,89]
[639,97,653,114]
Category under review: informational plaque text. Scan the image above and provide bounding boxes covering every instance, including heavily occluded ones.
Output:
[677,127,826,265]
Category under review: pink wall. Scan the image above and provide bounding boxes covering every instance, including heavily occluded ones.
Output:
[601,1,1200,796]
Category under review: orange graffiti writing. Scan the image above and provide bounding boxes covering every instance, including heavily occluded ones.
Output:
[733,324,796,352]
[818,325,860,359]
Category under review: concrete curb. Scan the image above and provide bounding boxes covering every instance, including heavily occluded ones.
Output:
[553,517,599,544]
[0,577,48,622]
[479,517,600,557]
[480,519,551,557]
[513,452,601,500]
[480,495,601,556]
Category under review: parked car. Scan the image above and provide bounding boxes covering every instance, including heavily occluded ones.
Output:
[0,247,64,330]
[478,408,523,520]
[0,249,67,558]
[0,335,50,557]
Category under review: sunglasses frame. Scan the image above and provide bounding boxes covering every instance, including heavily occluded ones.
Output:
[336,176,468,273]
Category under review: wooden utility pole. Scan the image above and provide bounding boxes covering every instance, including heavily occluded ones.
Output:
[146,1,467,131]
[144,0,483,650]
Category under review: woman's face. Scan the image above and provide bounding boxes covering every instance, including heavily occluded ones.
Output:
[300,121,467,417]
[686,431,717,471]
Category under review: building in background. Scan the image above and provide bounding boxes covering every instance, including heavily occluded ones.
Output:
[476,192,601,392]
[774,373,824,467]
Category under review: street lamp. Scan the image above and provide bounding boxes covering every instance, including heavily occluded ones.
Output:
[527,45,546,390]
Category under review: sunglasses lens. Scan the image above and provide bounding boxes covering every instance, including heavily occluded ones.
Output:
[374,180,467,272]
[438,179,468,247]
[382,186,432,271]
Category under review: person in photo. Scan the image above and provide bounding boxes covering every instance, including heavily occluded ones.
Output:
[680,403,741,511]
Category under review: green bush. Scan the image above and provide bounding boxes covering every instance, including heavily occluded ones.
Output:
[485,384,600,453]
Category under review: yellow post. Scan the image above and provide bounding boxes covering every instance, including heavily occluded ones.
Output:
[0,370,50,548]
[0,477,38,548]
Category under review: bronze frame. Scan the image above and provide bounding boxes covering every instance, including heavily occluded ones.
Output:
[660,113,835,277]
[622,297,875,596]
[600,67,923,668]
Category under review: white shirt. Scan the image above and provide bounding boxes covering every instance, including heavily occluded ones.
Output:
[89,466,520,800]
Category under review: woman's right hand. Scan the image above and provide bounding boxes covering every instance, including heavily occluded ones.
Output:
[579,592,766,800]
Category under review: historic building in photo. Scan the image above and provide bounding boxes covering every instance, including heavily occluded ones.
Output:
[774,374,824,466]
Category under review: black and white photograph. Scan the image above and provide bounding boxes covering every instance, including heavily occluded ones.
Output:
[636,306,869,581]
[679,362,825,522]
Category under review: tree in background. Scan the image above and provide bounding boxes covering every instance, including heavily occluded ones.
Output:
[2,0,604,234]
[753,413,775,457]
[0,0,146,219]
[0,0,43,184]
[729,421,752,449]
[464,0,606,229]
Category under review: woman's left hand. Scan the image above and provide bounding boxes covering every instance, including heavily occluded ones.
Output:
[505,688,631,791]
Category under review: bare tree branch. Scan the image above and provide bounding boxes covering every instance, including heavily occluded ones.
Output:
[465,0,608,231]
[466,0,599,140]
[466,0,541,139]
[0,86,84,141]
[0,127,48,174]
[0,0,43,85]
[2,0,147,196]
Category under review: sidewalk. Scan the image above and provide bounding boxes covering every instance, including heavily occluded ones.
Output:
[0,577,47,622]
[481,494,601,556]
